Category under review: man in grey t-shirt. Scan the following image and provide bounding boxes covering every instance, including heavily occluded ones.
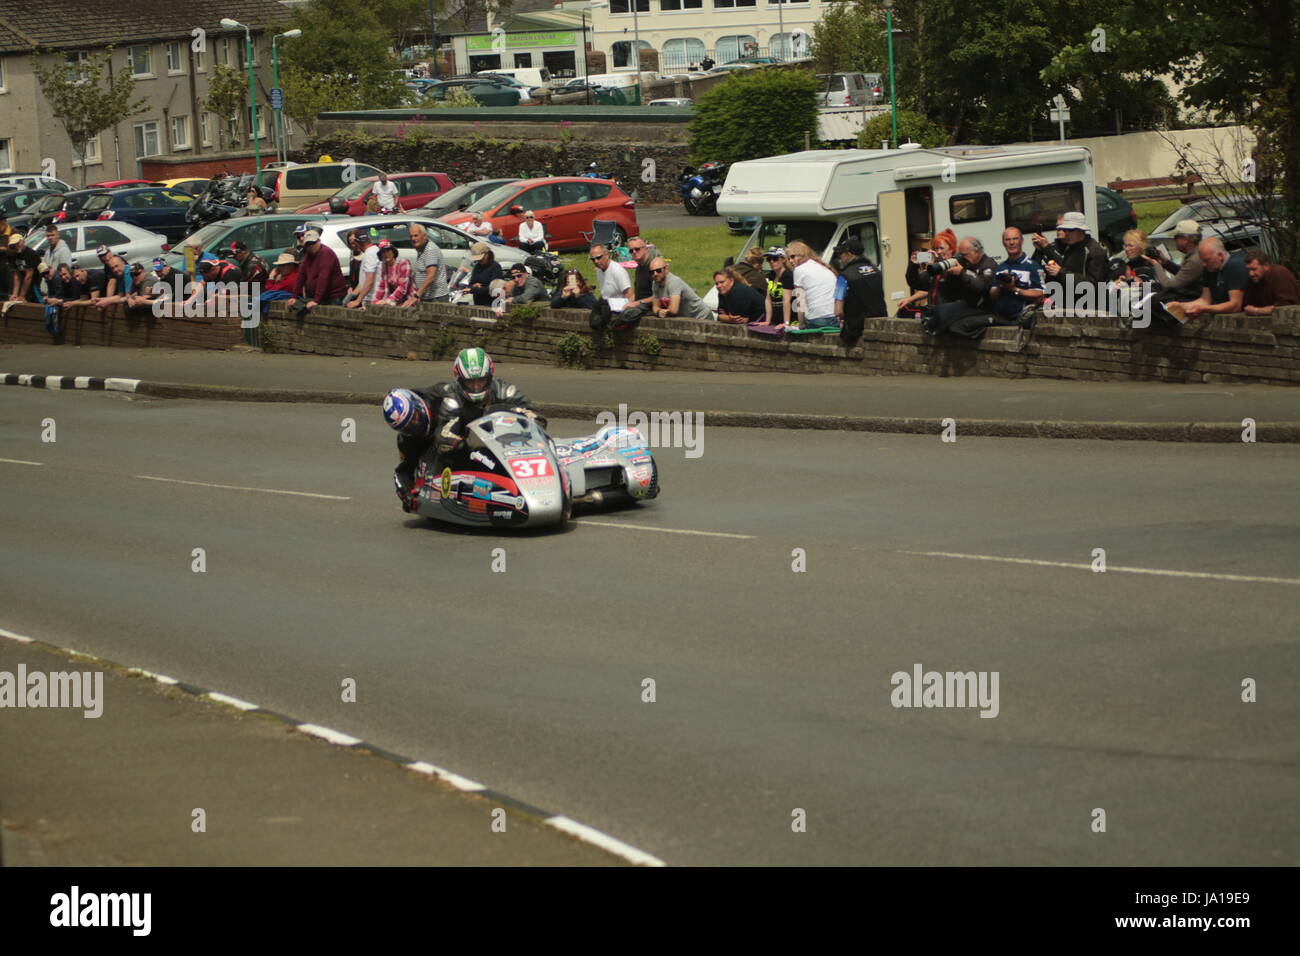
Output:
[404,224,449,305]
[649,258,713,320]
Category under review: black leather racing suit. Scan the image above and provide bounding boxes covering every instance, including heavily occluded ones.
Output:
[394,379,537,508]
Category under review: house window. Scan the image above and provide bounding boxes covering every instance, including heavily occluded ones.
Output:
[660,0,703,8]
[246,108,266,140]
[0,57,7,93]
[166,41,184,74]
[715,35,757,62]
[612,40,653,69]
[713,0,757,7]
[66,51,90,84]
[0,138,11,173]
[662,38,705,70]
[128,45,153,77]
[171,115,191,150]
[133,120,161,159]
[609,0,650,11]
[200,111,213,146]
[72,135,101,167]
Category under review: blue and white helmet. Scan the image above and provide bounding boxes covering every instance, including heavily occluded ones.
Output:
[381,388,432,437]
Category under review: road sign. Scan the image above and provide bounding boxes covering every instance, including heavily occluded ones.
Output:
[1049,108,1070,122]
[270,87,283,111]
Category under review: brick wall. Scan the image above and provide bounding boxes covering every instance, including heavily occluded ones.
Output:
[261,303,1300,386]
[140,155,259,180]
[0,303,244,350]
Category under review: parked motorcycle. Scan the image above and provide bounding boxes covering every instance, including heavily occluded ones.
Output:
[408,408,659,530]
[678,162,724,216]
[184,174,274,233]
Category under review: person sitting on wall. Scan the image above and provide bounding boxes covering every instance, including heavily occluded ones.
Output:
[713,267,765,324]
[1176,237,1248,321]
[552,269,598,311]
[1242,249,1299,316]
[921,236,998,335]
[731,245,770,293]
[898,229,957,317]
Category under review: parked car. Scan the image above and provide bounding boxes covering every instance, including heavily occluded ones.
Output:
[648,98,694,107]
[0,173,70,192]
[439,177,639,251]
[815,72,873,107]
[1095,186,1138,253]
[725,214,760,234]
[476,66,551,89]
[296,173,456,216]
[261,161,385,210]
[417,178,521,219]
[86,179,160,188]
[24,188,110,231]
[78,187,196,243]
[161,213,349,273]
[473,73,540,102]
[420,78,520,107]
[553,78,603,97]
[158,177,211,197]
[723,56,781,66]
[306,214,530,281]
[0,189,61,233]
[1147,193,1287,260]
[27,221,170,271]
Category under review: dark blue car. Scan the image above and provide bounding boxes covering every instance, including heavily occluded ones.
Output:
[78,187,196,243]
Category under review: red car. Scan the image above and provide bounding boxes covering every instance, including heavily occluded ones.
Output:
[87,179,161,188]
[296,172,457,216]
[440,177,638,251]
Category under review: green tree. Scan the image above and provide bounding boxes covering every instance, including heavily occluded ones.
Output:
[688,70,819,165]
[31,47,148,187]
[857,109,947,149]
[1045,1,1300,269]
[811,2,887,75]
[203,64,248,150]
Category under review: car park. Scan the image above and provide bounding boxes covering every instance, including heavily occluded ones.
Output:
[79,187,197,243]
[439,177,639,251]
[158,177,211,197]
[262,161,385,210]
[474,73,541,102]
[161,213,350,273]
[0,189,60,233]
[420,78,521,107]
[306,215,529,279]
[295,173,457,216]
[26,221,170,270]
[417,179,521,219]
[0,173,70,192]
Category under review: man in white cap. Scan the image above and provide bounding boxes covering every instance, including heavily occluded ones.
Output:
[516,210,546,254]
[1040,210,1109,287]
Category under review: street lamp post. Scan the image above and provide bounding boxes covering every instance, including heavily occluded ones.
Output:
[221,17,259,173]
[632,0,643,105]
[776,0,785,62]
[271,29,301,165]
[883,0,898,148]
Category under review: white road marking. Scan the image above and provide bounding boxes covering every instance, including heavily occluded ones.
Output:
[406,761,487,792]
[0,627,36,643]
[546,816,667,867]
[899,550,1300,586]
[297,724,362,746]
[126,667,179,685]
[74,377,93,389]
[135,475,352,500]
[583,520,754,540]
[0,458,44,467]
[206,691,259,711]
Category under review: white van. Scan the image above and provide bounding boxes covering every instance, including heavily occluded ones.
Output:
[716,143,1098,308]
[477,67,551,89]
[585,71,658,90]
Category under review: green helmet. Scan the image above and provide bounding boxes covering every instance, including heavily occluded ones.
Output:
[452,347,494,402]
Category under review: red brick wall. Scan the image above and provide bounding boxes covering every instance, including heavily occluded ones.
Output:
[140,156,259,180]
[0,303,244,350]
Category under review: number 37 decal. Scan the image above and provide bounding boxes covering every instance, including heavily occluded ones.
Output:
[509,456,552,478]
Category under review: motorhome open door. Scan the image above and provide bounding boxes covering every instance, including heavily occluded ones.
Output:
[877,189,910,310]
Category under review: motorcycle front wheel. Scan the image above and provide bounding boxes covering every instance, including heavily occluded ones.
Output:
[683,196,701,215]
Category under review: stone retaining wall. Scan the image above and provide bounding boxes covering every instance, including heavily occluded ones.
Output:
[259,302,1300,386]
[0,303,244,350]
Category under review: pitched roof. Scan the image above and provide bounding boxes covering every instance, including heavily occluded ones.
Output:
[0,0,291,54]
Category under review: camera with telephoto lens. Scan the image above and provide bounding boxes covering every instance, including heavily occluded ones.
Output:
[998,270,1016,286]
[926,257,961,276]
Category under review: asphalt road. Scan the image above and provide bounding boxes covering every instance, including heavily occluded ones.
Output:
[637,203,737,232]
[2,389,1297,865]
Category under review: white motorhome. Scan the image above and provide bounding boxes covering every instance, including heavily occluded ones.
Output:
[716,144,1097,308]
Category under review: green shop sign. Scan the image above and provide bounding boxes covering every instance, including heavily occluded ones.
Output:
[467,31,576,51]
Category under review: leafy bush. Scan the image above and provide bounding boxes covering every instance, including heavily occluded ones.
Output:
[429,324,457,359]
[857,110,949,149]
[638,333,662,360]
[556,332,593,368]
[689,70,819,165]
[508,303,542,323]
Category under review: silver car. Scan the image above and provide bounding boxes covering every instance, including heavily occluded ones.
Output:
[25,220,169,270]
[307,214,529,278]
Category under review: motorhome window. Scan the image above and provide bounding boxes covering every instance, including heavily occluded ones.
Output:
[950,192,991,224]
[752,220,837,257]
[1004,181,1084,235]
[841,222,881,265]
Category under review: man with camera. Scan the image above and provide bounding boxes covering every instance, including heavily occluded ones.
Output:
[970,227,1047,335]
[921,236,998,335]
[1039,211,1110,289]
